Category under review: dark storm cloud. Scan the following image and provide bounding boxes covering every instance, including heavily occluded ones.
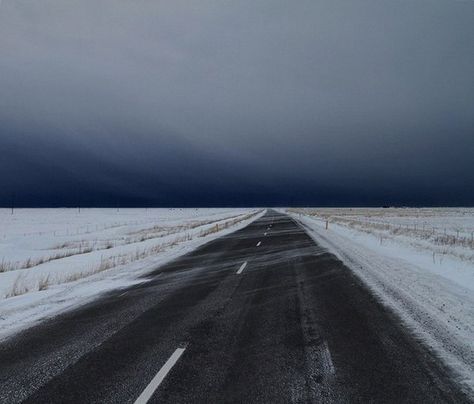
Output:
[0,0,473,206]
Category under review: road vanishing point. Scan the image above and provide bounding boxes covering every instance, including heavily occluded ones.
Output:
[0,211,470,403]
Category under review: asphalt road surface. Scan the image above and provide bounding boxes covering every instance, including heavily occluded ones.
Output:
[0,211,470,403]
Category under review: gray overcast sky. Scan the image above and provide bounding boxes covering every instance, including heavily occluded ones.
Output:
[1,0,473,206]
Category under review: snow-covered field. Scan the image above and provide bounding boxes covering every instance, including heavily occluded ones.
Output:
[0,208,263,340]
[286,208,474,393]
[3,206,473,392]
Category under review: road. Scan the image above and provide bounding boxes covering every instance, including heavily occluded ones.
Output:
[0,211,470,403]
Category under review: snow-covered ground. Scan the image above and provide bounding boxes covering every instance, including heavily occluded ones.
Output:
[286,208,474,394]
[0,208,263,340]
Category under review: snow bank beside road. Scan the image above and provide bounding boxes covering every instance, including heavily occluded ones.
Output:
[0,208,263,341]
[287,210,474,396]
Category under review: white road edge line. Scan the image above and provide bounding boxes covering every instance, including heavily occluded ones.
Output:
[256,241,261,247]
[134,347,186,404]
[236,261,247,275]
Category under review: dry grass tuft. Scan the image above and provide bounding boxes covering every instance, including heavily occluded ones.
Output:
[5,273,30,298]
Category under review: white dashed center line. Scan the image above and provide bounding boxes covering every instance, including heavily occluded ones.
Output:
[134,347,186,404]
[256,241,261,247]
[236,261,247,275]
